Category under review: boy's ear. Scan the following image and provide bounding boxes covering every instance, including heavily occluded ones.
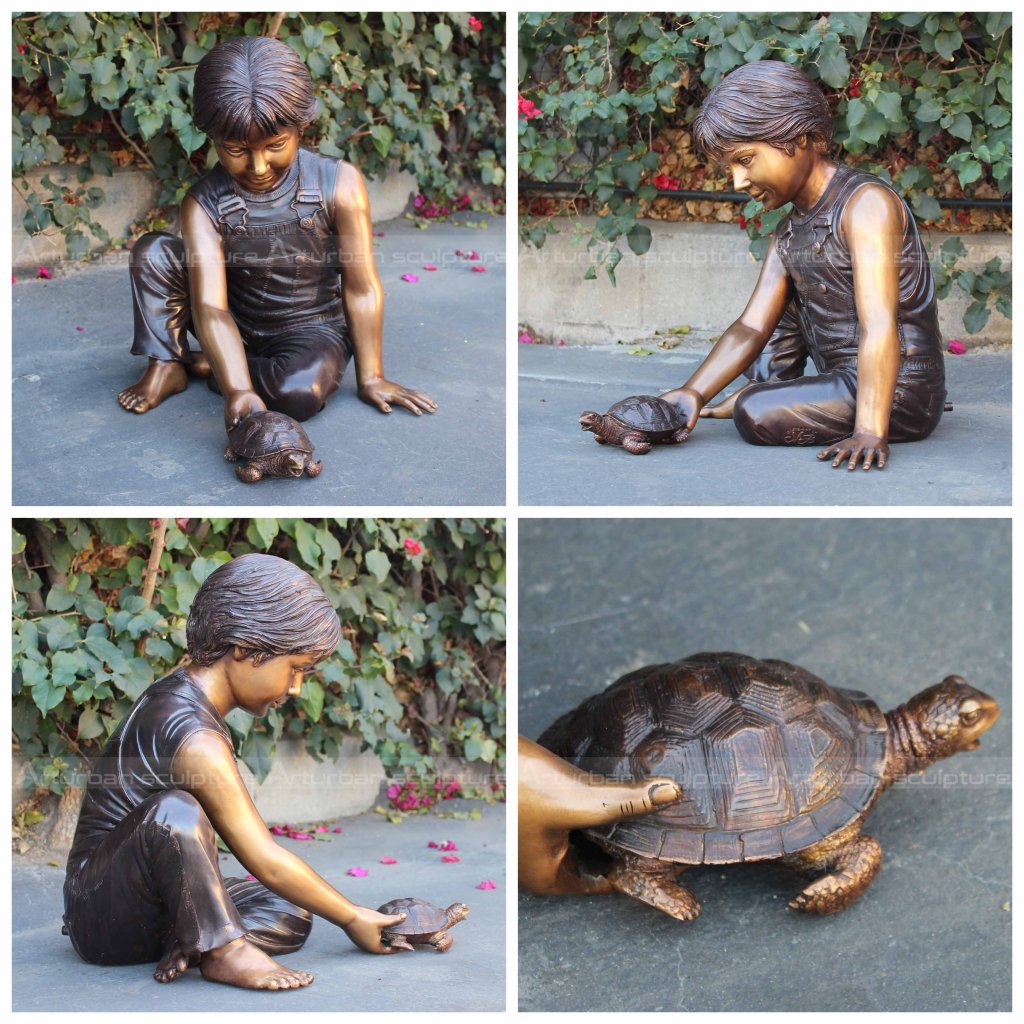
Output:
[232,645,249,663]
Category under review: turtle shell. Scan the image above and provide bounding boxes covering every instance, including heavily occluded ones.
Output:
[228,411,313,459]
[606,395,684,434]
[377,897,448,936]
[538,652,888,864]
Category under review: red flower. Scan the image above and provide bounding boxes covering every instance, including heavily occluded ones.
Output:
[956,211,970,225]
[848,77,862,99]
[37,266,52,280]
[738,215,749,230]
[403,538,423,556]
[948,339,966,355]
[17,45,26,55]
[518,96,542,120]
[468,16,482,31]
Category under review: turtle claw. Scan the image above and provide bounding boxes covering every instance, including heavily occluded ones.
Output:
[789,873,856,915]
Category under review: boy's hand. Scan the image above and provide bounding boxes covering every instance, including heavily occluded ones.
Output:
[658,385,703,432]
[343,905,408,954]
[358,377,437,416]
[224,389,268,432]
[817,430,889,470]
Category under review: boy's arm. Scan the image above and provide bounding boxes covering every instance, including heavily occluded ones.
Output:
[332,161,436,416]
[172,731,405,954]
[660,242,792,432]
[181,196,267,432]
[817,184,903,471]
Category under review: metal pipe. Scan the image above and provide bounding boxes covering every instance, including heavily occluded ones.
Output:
[519,179,1012,210]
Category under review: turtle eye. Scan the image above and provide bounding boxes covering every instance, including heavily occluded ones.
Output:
[959,699,982,725]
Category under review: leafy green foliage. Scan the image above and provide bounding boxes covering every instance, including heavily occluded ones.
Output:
[13,12,505,255]
[519,12,1011,331]
[12,519,506,795]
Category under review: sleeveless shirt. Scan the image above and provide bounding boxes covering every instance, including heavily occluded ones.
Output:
[187,147,346,346]
[774,163,945,388]
[67,670,232,873]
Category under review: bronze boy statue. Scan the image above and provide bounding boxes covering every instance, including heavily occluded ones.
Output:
[658,61,947,471]
[63,553,406,990]
[117,36,435,430]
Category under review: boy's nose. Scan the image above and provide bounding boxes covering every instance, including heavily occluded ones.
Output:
[732,169,750,192]
[288,678,303,697]
[250,152,269,176]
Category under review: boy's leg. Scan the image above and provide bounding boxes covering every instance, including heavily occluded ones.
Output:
[243,325,353,422]
[118,232,208,414]
[223,876,313,955]
[64,790,312,989]
[733,367,857,446]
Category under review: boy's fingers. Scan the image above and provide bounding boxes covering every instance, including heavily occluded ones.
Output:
[579,777,682,827]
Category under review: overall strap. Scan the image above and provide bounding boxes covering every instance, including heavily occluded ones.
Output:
[216,192,249,234]
[291,149,326,230]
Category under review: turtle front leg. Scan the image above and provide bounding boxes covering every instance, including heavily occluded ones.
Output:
[784,832,882,916]
[429,931,454,953]
[621,432,652,455]
[607,854,701,921]
[235,461,263,483]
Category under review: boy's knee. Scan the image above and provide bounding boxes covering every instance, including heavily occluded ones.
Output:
[733,388,774,445]
[144,790,213,840]
[270,362,341,422]
[130,231,183,276]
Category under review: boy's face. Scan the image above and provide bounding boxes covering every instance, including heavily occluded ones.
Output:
[719,139,816,211]
[228,649,319,716]
[213,125,302,193]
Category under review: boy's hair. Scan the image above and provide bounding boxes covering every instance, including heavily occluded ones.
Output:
[192,36,318,141]
[186,553,341,667]
[692,61,834,159]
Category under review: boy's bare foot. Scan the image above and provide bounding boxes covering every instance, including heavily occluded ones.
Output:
[154,941,196,983]
[699,385,747,419]
[199,936,314,991]
[117,359,188,413]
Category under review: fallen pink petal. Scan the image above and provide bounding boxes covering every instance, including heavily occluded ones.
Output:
[441,855,461,863]
[12,274,17,283]
[427,840,440,849]
[471,265,487,273]
[423,264,438,271]
[373,231,385,237]
[37,266,52,280]
[288,831,314,840]
[439,840,459,851]
[465,250,481,260]
[314,825,329,833]
[75,325,84,331]
[519,332,533,344]
[379,856,398,864]
[476,880,497,890]
[347,866,369,877]
[400,273,419,283]
[948,339,966,355]
[270,826,288,835]
[332,827,343,833]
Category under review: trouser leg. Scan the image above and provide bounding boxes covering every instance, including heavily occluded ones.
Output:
[223,877,313,955]
[745,299,809,383]
[129,231,194,362]
[63,790,246,965]
[733,368,858,446]
[243,325,353,422]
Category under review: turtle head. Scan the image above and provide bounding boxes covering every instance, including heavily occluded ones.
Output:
[905,677,1000,757]
[579,411,603,433]
[285,451,306,477]
[446,902,470,925]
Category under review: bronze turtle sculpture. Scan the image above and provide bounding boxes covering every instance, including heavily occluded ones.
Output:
[539,652,999,919]
[377,898,469,952]
[224,410,322,483]
[579,395,690,455]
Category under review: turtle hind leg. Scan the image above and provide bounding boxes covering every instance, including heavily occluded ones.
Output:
[621,432,652,455]
[607,855,701,921]
[384,934,415,952]
[785,832,882,916]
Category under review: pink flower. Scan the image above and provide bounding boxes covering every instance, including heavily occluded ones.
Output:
[518,96,542,120]
[468,16,483,31]
[558,340,566,346]
[387,783,401,799]
[519,330,534,343]
[403,538,423,555]
[439,840,459,852]
[314,825,329,833]
[423,264,438,271]
[400,274,419,283]
[347,866,369,877]
[427,841,439,849]
[380,856,398,864]
[333,827,342,833]
[471,265,487,273]
[948,339,966,355]
[476,880,497,890]
[413,195,425,209]
[464,250,480,260]
[37,266,52,280]
[288,831,313,840]
[270,826,288,835]
[441,855,461,863]
[12,275,16,283]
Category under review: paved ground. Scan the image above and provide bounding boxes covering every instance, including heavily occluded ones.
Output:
[13,215,505,505]
[14,799,504,1012]
[518,344,1010,505]
[519,519,1011,1013]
